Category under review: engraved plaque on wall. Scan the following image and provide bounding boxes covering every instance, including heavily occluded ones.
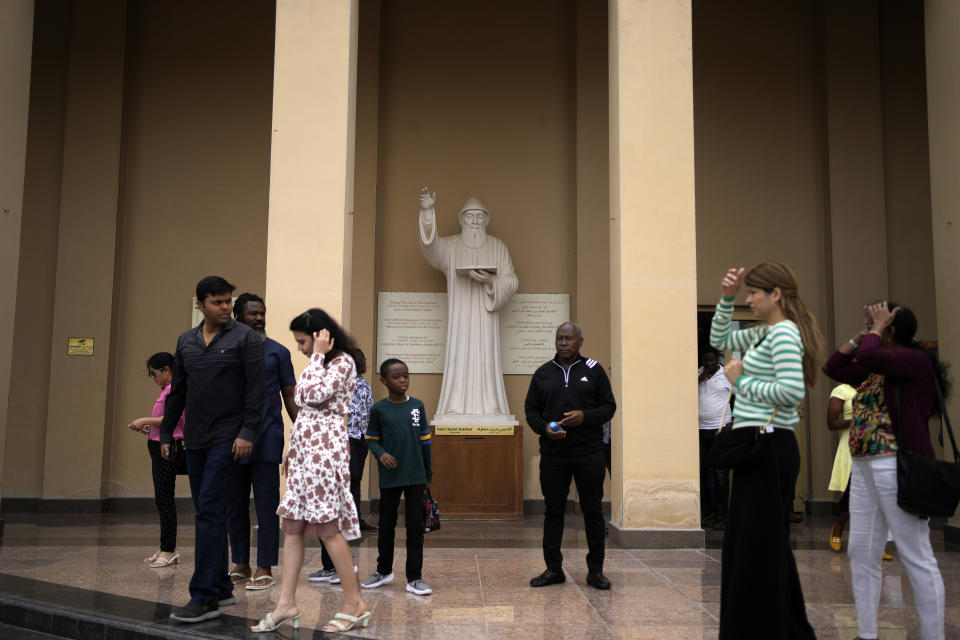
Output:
[377,292,447,373]
[499,294,570,374]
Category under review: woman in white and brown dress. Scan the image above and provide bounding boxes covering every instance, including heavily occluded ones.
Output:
[250,308,369,634]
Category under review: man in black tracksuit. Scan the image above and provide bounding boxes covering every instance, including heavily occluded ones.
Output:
[525,322,617,590]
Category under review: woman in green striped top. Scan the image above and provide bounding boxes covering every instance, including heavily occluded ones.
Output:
[709,261,824,640]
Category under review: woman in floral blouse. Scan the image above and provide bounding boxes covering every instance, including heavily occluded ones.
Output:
[251,309,370,633]
[824,302,949,640]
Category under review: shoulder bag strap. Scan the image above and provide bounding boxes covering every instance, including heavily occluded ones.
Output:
[893,370,960,463]
[930,365,960,463]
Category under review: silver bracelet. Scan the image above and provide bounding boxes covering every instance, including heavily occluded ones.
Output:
[848,338,859,349]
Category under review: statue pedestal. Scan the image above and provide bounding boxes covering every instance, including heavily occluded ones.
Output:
[429,418,523,520]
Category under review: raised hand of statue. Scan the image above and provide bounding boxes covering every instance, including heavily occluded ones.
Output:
[418,187,437,212]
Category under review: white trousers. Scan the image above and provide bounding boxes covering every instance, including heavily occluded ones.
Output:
[849,455,945,640]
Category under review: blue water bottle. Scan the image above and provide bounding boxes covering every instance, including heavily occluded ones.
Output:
[548,421,562,432]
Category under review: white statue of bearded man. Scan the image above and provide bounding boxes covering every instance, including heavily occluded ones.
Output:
[418,187,519,424]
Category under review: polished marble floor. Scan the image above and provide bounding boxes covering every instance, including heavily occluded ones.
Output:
[1,512,959,639]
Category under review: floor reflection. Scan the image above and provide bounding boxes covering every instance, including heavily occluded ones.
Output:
[0,513,957,639]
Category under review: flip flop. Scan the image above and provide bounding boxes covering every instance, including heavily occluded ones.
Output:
[230,571,252,585]
[245,575,276,591]
[324,611,371,632]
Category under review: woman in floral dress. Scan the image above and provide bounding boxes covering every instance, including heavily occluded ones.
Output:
[251,308,370,633]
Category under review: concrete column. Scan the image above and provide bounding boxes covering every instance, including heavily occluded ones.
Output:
[824,0,889,341]
[817,0,890,503]
[0,0,35,512]
[924,0,960,534]
[265,0,359,351]
[607,0,700,547]
[40,0,127,500]
[348,0,381,506]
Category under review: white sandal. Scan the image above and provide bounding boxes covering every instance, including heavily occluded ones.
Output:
[325,611,371,632]
[251,612,300,633]
[149,551,180,568]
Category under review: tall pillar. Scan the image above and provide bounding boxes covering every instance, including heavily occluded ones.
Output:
[824,0,889,341]
[0,0,35,515]
[817,0,890,503]
[265,0,359,352]
[40,0,126,500]
[608,0,700,547]
[924,0,960,535]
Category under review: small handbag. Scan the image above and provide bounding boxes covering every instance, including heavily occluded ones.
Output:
[892,376,960,518]
[705,393,776,470]
[422,488,441,533]
[170,438,188,475]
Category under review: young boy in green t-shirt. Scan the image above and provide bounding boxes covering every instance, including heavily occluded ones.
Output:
[360,358,434,596]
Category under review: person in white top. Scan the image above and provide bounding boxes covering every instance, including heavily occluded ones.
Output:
[698,348,733,529]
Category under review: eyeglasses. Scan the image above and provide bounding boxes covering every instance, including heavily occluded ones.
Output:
[148,369,163,378]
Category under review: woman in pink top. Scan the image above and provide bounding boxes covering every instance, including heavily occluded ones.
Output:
[128,352,185,568]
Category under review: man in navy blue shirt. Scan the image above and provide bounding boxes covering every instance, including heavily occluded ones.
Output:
[226,293,297,592]
[160,276,265,623]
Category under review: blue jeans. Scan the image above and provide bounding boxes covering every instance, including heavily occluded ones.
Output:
[186,441,236,605]
[226,461,280,567]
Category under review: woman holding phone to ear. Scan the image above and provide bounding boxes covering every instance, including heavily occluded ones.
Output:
[709,261,823,640]
[250,309,369,634]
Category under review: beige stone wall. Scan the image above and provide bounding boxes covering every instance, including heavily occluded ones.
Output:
[0,0,35,501]
[368,0,590,500]
[1,1,940,509]
[106,0,275,497]
[693,0,937,502]
[3,1,68,498]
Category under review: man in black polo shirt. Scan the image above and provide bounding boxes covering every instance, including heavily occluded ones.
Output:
[525,322,617,591]
[160,276,265,622]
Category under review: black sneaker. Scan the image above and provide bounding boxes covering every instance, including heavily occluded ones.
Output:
[170,600,220,623]
[218,595,236,606]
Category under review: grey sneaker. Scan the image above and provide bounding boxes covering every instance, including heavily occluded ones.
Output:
[406,579,433,596]
[307,569,337,583]
[329,565,359,585]
[361,571,394,589]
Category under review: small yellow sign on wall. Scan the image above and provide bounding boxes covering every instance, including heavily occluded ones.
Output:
[435,425,514,436]
[67,337,94,356]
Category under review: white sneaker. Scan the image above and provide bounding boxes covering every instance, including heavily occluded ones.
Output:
[406,579,433,596]
[330,565,359,585]
[361,571,394,589]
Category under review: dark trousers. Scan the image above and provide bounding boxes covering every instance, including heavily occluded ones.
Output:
[226,461,280,567]
[186,442,236,606]
[699,429,730,518]
[539,450,606,574]
[719,429,814,640]
[376,484,425,582]
[349,437,368,518]
[147,440,178,552]
[320,437,368,570]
